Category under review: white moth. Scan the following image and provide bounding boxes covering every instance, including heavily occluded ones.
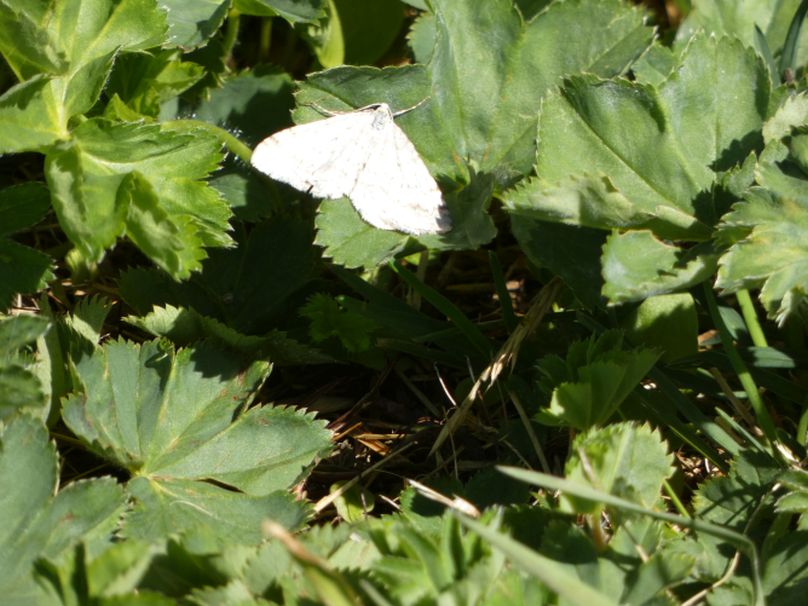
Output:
[251,103,451,235]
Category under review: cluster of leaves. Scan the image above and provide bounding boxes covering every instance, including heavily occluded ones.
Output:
[3,0,808,604]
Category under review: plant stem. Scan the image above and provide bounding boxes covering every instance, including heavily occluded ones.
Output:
[163,119,254,165]
[223,10,241,63]
[736,289,768,347]
[703,284,779,450]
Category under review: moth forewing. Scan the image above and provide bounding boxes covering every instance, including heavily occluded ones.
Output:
[251,103,451,235]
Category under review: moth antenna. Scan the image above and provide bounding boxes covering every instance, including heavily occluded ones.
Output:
[301,101,342,117]
[393,97,431,117]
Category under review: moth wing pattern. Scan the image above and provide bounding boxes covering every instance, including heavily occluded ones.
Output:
[251,104,451,235]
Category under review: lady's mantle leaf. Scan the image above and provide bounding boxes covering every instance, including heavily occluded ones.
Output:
[0,0,166,82]
[424,0,653,184]
[690,451,779,580]
[529,34,769,237]
[45,119,232,278]
[0,416,124,604]
[234,0,326,23]
[62,339,332,543]
[509,34,768,302]
[157,0,231,49]
[717,188,808,323]
[676,0,808,68]
[719,96,808,323]
[562,422,674,516]
[535,330,660,430]
[118,219,318,336]
[602,232,718,304]
[0,184,54,310]
[0,0,167,152]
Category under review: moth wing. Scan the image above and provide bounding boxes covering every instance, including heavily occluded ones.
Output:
[251,111,379,200]
[348,119,450,235]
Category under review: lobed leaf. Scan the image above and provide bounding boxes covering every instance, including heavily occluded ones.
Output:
[234,0,326,23]
[157,0,230,49]
[119,219,318,335]
[602,232,718,304]
[62,339,331,542]
[536,330,660,429]
[562,422,674,515]
[717,188,808,323]
[676,0,808,68]
[425,0,653,184]
[45,119,231,277]
[0,415,125,605]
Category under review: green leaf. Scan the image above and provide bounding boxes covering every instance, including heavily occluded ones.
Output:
[456,515,616,606]
[602,231,718,304]
[0,366,46,421]
[562,422,674,515]
[62,295,113,350]
[332,0,405,65]
[0,241,53,311]
[425,0,653,184]
[105,51,206,117]
[722,106,808,323]
[0,183,51,236]
[0,314,50,355]
[762,92,808,143]
[511,220,605,308]
[631,42,676,86]
[194,65,295,146]
[157,0,230,49]
[187,580,265,606]
[776,469,808,529]
[508,34,765,304]
[676,0,808,69]
[301,294,377,353]
[761,528,808,604]
[366,513,507,605]
[0,50,116,154]
[0,1,66,80]
[125,477,310,544]
[622,293,698,362]
[0,183,53,308]
[0,0,168,152]
[536,331,660,430]
[35,540,164,604]
[610,520,696,604]
[331,481,375,522]
[48,0,167,72]
[234,0,326,23]
[0,315,50,420]
[0,76,68,153]
[62,339,331,543]
[534,34,768,238]
[506,173,710,237]
[0,415,125,605]
[716,188,808,323]
[45,119,231,276]
[691,450,779,579]
[125,304,335,365]
[303,0,346,67]
[119,219,317,335]
[121,172,207,277]
[314,198,410,268]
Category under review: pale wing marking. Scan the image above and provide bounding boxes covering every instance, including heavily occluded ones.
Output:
[251,111,378,200]
[348,116,449,234]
